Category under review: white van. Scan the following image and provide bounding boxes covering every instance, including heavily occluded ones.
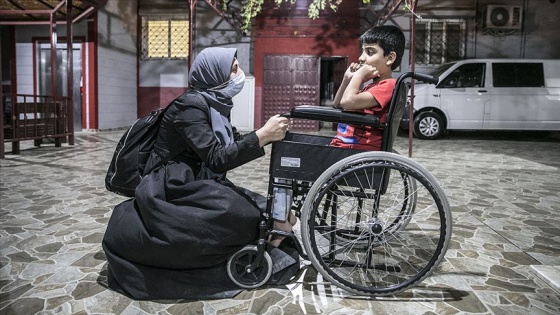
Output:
[401,59,560,139]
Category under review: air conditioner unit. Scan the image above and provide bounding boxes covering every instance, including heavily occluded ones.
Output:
[484,5,523,29]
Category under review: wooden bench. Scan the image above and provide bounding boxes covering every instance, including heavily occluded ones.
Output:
[3,101,68,154]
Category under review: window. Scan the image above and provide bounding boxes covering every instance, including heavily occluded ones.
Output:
[414,19,466,66]
[141,16,189,60]
[440,63,485,88]
[492,63,545,87]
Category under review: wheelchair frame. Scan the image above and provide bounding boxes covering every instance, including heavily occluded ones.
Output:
[227,72,453,296]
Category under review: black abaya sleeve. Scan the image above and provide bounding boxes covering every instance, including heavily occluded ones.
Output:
[172,95,265,174]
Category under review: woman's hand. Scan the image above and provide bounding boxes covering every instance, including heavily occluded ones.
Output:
[256,114,290,147]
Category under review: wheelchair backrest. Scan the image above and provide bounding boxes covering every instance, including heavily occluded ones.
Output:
[381,82,408,153]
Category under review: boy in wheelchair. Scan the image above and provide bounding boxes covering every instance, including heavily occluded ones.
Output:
[330,25,405,151]
[270,25,406,246]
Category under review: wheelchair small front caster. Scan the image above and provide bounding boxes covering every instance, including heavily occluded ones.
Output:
[227,245,273,289]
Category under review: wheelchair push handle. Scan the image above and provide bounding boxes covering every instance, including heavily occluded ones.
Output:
[391,72,438,100]
[397,72,438,86]
[411,72,439,85]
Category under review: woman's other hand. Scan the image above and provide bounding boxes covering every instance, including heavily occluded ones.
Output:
[256,114,289,147]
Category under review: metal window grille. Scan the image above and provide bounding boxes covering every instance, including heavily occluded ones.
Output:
[414,19,465,66]
[141,16,189,60]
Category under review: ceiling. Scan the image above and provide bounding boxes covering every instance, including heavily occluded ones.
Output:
[0,0,108,24]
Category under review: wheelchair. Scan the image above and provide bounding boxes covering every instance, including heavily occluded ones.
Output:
[227,72,452,297]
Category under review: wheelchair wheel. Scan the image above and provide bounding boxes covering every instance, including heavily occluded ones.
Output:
[301,151,452,296]
[227,245,273,289]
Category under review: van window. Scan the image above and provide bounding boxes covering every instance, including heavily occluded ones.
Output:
[430,62,455,78]
[439,63,485,88]
[492,63,545,87]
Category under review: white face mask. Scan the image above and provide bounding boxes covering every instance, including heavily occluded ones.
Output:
[227,70,245,98]
[209,69,245,98]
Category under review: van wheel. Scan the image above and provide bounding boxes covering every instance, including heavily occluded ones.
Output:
[414,112,444,140]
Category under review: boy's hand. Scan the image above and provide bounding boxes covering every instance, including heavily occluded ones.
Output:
[355,64,381,81]
[344,62,363,80]
[344,63,380,83]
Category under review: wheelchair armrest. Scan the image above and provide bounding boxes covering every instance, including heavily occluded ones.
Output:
[285,105,381,127]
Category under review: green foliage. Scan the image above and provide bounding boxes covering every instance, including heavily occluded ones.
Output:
[220,0,418,33]
[240,0,265,32]
[238,0,355,33]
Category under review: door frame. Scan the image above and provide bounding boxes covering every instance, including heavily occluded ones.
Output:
[32,36,87,131]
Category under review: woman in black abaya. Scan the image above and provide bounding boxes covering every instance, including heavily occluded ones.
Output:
[102,47,297,300]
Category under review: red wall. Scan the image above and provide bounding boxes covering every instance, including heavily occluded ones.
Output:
[252,0,361,127]
[137,87,188,117]
[87,20,98,130]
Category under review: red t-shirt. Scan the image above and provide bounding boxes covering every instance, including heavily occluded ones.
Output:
[330,78,396,151]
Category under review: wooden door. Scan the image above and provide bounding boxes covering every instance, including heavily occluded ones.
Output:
[263,55,320,131]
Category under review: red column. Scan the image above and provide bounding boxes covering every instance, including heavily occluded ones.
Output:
[67,0,74,145]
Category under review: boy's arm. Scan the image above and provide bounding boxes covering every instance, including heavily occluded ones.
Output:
[333,77,350,108]
[334,62,367,109]
[338,64,381,111]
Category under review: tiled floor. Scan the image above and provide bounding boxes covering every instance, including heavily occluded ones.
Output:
[1,129,560,314]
